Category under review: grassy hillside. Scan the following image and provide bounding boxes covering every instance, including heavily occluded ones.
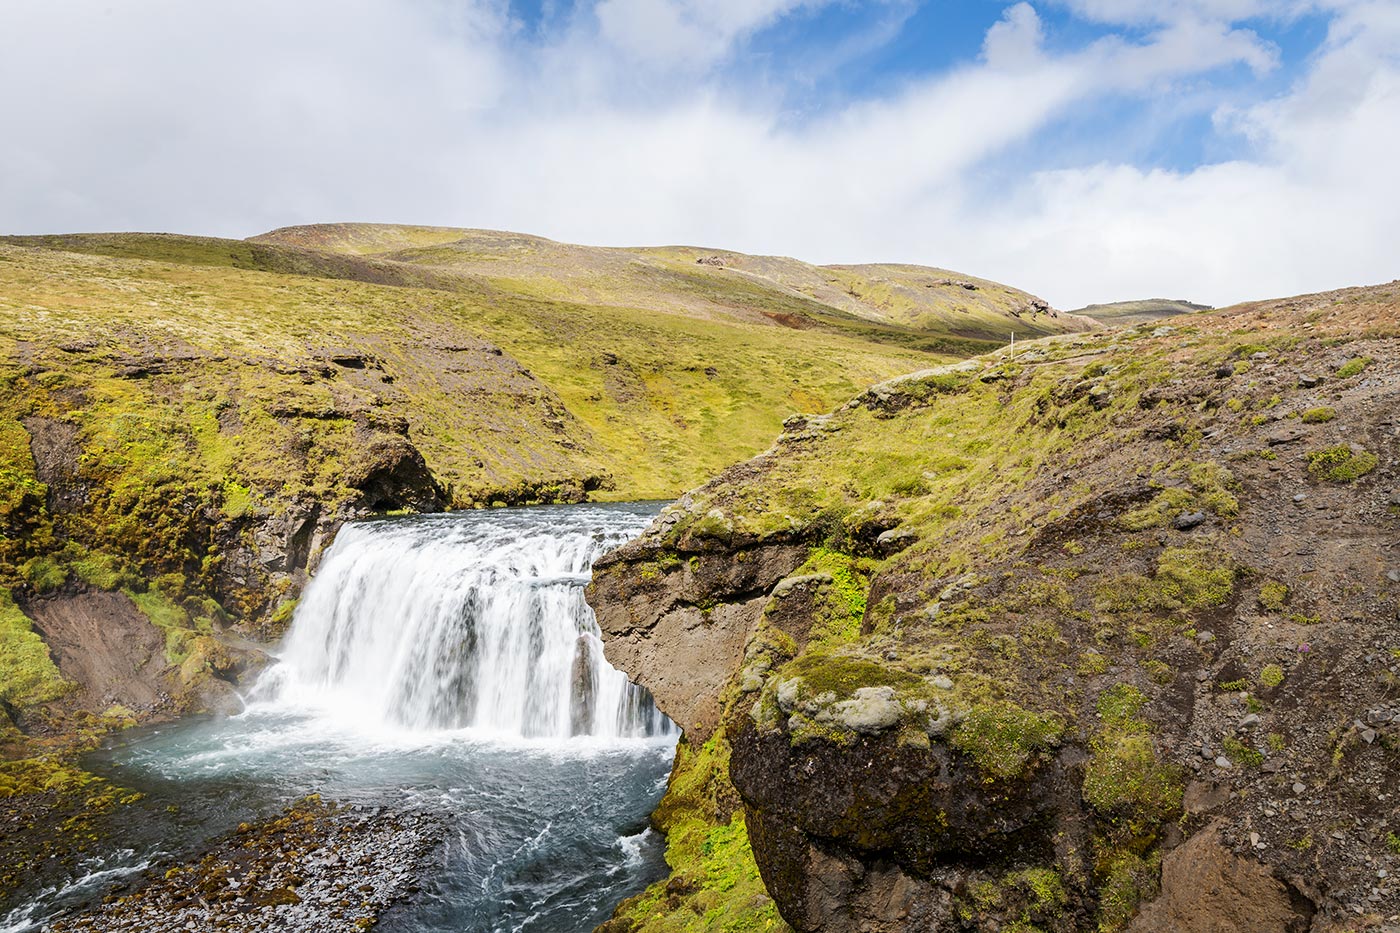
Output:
[1072,298,1212,326]
[253,224,1096,351]
[0,226,1094,740]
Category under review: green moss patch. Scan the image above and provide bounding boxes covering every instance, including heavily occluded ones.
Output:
[605,730,786,933]
[1258,581,1289,611]
[1119,462,1239,531]
[1306,445,1378,483]
[0,591,70,710]
[949,700,1064,783]
[1096,547,1235,614]
[1335,357,1372,378]
[793,547,870,648]
[779,652,921,701]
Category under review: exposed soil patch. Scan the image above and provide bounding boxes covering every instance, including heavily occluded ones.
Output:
[23,590,173,716]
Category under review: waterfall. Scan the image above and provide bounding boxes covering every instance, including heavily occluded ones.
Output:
[257,504,673,740]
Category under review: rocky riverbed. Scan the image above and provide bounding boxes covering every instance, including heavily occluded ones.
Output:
[49,797,442,933]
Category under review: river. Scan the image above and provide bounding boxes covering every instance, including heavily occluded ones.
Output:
[4,503,677,933]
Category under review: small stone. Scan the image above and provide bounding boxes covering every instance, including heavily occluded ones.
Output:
[1387,569,1400,584]
[1299,374,1321,387]
[1250,831,1261,846]
[1293,782,1306,794]
[1196,631,1216,644]
[1362,729,1378,744]
[1240,713,1261,728]
[1216,756,1232,769]
[1262,759,1283,773]
[1293,493,1308,503]
[930,674,954,691]
[1174,511,1207,530]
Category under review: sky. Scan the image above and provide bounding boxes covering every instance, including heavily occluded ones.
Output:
[1,0,1397,309]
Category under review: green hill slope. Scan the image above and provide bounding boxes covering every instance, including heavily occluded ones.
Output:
[1071,298,1212,326]
[253,224,1097,352]
[0,227,1090,736]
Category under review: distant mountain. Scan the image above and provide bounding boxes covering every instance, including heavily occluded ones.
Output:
[1070,298,1213,326]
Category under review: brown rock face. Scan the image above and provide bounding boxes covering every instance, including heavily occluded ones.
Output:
[19,588,268,724]
[24,590,170,712]
[589,527,807,741]
[1129,823,1314,933]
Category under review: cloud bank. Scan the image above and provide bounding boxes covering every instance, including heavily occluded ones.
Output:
[1,0,1396,308]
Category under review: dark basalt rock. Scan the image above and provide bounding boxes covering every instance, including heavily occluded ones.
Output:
[345,436,448,513]
[730,722,1085,932]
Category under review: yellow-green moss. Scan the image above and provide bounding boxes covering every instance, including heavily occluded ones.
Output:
[125,587,201,664]
[1300,406,1336,424]
[950,700,1065,783]
[1306,445,1378,483]
[1335,357,1371,378]
[1259,664,1285,688]
[1096,547,1235,614]
[607,730,787,933]
[1258,581,1289,611]
[1095,851,1159,932]
[0,591,70,709]
[795,547,869,648]
[956,865,1069,930]
[1119,461,1238,531]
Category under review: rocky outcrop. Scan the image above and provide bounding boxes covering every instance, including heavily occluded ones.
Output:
[590,512,808,739]
[1129,822,1314,933]
[591,283,1400,932]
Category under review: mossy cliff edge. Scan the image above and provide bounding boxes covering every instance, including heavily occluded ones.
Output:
[588,282,1400,932]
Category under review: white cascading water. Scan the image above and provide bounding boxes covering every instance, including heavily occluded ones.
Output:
[256,504,673,740]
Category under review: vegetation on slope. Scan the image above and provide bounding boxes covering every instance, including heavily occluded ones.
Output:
[0,226,1090,741]
[595,280,1400,930]
[0,224,1085,915]
[1070,298,1212,326]
[253,224,1095,352]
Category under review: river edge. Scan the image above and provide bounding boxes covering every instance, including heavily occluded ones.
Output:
[3,505,681,932]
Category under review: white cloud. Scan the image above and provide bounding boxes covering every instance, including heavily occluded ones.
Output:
[594,0,822,68]
[0,0,1396,309]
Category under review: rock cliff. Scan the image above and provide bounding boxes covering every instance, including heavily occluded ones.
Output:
[590,282,1400,932]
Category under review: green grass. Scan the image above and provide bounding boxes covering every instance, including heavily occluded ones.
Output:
[605,730,787,933]
[0,591,70,710]
[1069,299,1211,326]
